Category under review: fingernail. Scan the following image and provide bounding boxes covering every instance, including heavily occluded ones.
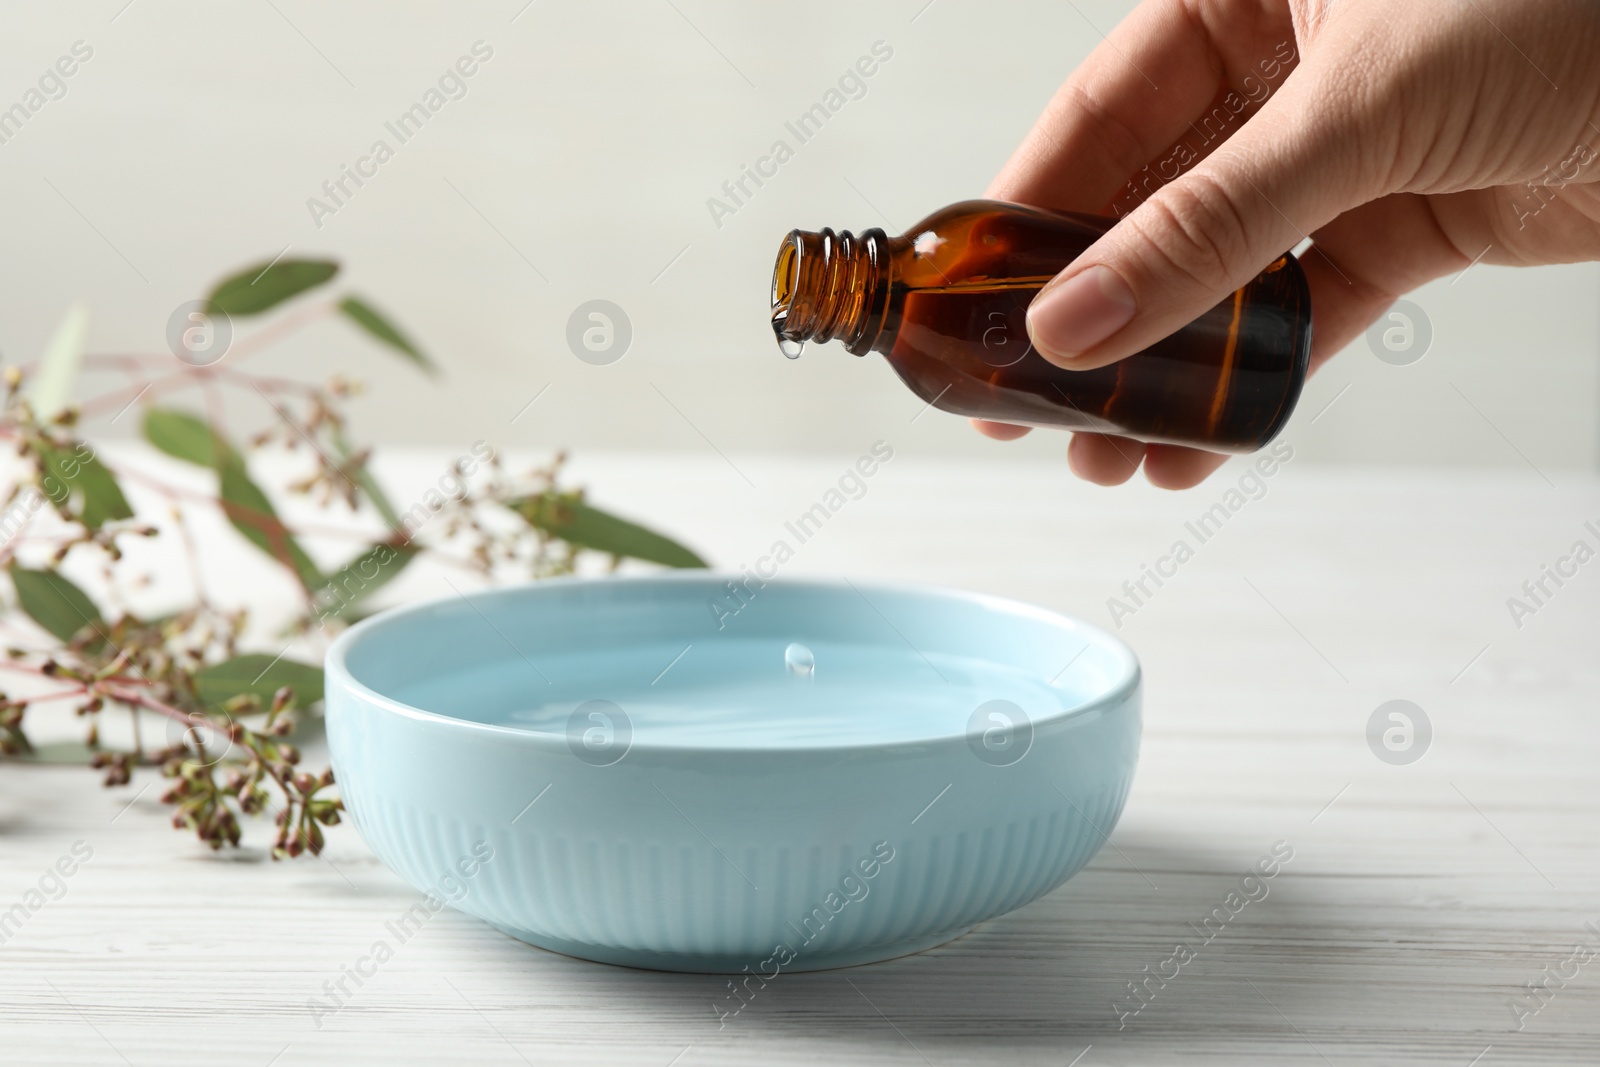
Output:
[1027,265,1136,365]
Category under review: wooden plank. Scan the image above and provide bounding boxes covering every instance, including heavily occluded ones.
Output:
[2,455,1596,1065]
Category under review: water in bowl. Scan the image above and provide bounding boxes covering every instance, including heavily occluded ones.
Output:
[394,638,1082,748]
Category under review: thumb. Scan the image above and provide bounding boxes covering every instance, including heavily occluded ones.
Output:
[1025,79,1372,370]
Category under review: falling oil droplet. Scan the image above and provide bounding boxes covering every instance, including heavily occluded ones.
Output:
[772,309,805,359]
[784,642,815,679]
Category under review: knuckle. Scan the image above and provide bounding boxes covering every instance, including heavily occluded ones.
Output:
[1126,172,1255,291]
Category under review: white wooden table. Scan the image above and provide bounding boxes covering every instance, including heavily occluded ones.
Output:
[3,449,1598,1065]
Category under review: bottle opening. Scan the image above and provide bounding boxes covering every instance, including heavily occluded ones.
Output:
[772,235,799,311]
[771,233,803,358]
[768,227,886,358]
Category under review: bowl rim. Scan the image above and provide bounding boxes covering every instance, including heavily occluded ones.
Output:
[324,572,1141,754]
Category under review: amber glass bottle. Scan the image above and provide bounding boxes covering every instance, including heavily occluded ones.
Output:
[771,199,1311,452]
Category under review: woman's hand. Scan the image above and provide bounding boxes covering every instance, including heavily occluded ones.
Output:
[978,0,1600,487]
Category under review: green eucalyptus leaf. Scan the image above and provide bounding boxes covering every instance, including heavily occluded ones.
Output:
[327,423,400,528]
[351,465,398,529]
[193,654,325,711]
[65,451,133,529]
[8,564,103,642]
[214,446,323,590]
[311,543,416,624]
[36,442,133,529]
[27,302,89,421]
[142,408,216,466]
[513,494,707,569]
[5,740,99,765]
[339,297,435,373]
[286,710,326,745]
[206,259,339,317]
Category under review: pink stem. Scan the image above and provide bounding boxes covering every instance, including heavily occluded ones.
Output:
[11,685,90,705]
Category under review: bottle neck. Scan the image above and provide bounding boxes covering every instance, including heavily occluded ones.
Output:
[771,227,891,355]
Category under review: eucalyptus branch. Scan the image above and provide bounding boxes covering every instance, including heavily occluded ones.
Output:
[0,254,707,861]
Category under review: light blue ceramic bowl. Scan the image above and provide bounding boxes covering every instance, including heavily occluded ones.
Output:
[325,574,1140,973]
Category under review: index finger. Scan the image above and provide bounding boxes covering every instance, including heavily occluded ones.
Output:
[987,0,1299,214]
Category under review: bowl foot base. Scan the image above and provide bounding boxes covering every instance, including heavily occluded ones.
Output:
[487,921,976,974]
